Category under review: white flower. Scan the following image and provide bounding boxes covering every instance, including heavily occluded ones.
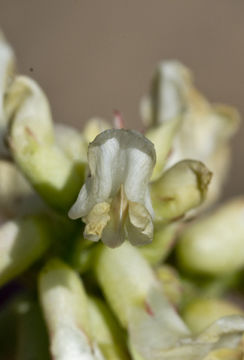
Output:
[69,129,156,248]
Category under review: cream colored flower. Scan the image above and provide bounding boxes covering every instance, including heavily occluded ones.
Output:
[69,129,156,248]
[142,61,240,206]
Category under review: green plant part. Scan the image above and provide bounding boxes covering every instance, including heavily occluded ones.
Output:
[150,160,212,223]
[156,265,183,308]
[139,222,180,265]
[202,348,243,360]
[177,198,244,276]
[0,159,43,219]
[145,117,180,180]
[88,297,129,360]
[16,299,51,360]
[54,123,88,164]
[94,242,244,360]
[39,259,104,360]
[182,298,244,334]
[141,61,240,208]
[6,76,86,212]
[0,215,51,287]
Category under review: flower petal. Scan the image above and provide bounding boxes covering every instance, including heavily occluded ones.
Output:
[69,129,156,247]
[126,202,153,246]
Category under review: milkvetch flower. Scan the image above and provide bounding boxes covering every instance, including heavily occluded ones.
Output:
[142,61,240,205]
[95,242,244,360]
[69,129,156,248]
[39,259,104,360]
[6,75,86,211]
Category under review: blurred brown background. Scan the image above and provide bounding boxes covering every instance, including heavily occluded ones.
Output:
[0,0,243,200]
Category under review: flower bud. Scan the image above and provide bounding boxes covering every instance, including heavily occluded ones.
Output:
[0,160,43,219]
[182,298,244,334]
[94,242,159,328]
[94,242,189,359]
[145,117,179,180]
[142,61,240,208]
[95,243,244,359]
[6,76,86,211]
[177,198,244,276]
[0,215,51,287]
[39,259,104,360]
[150,160,212,223]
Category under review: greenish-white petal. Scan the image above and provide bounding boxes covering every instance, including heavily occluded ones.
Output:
[182,298,244,334]
[69,129,156,247]
[177,198,244,275]
[0,215,51,287]
[39,259,104,360]
[7,76,86,211]
[151,160,212,223]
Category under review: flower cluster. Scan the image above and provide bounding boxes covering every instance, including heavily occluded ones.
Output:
[0,31,244,360]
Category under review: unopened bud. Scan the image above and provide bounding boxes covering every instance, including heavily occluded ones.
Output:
[151,160,212,223]
[177,198,244,276]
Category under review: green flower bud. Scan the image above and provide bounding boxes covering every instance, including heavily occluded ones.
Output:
[150,160,212,223]
[88,297,129,360]
[6,76,86,211]
[39,259,104,360]
[94,242,159,328]
[182,298,244,334]
[0,215,51,287]
[177,198,244,276]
